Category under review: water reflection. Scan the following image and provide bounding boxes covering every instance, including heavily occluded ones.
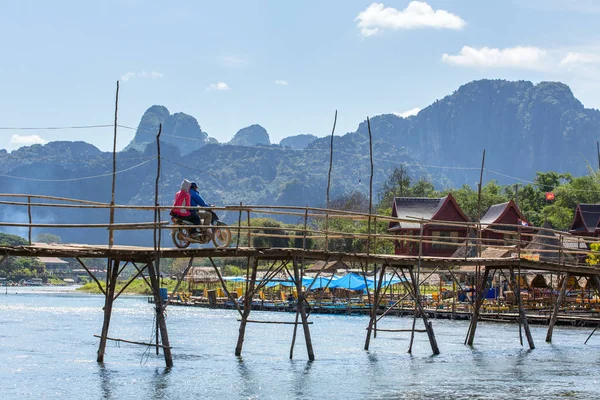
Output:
[236,358,258,399]
[97,364,112,400]
[290,360,313,398]
[151,367,172,400]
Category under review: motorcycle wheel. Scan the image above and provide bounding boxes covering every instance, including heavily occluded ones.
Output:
[212,225,232,248]
[172,228,191,248]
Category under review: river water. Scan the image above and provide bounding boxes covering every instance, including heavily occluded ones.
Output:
[1,287,599,399]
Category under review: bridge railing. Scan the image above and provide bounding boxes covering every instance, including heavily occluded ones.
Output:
[1,193,600,266]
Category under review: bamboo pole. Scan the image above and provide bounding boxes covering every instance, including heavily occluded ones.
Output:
[210,257,243,317]
[108,81,119,248]
[466,266,490,345]
[113,263,148,301]
[511,266,535,349]
[405,267,440,355]
[292,256,315,361]
[235,257,258,357]
[27,196,32,245]
[546,272,569,342]
[164,256,195,310]
[97,259,119,363]
[75,257,106,295]
[247,210,252,247]
[93,335,172,349]
[367,116,374,257]
[365,263,386,350]
[325,110,337,252]
[147,260,173,367]
[236,202,242,250]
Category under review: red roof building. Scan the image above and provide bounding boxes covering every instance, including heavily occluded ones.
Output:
[388,193,470,257]
[479,200,532,246]
[569,204,600,239]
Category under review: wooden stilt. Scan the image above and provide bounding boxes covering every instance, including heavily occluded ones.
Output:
[511,267,534,349]
[546,272,569,343]
[466,266,490,345]
[404,267,440,355]
[292,256,315,361]
[365,264,386,350]
[97,259,119,363]
[235,257,258,357]
[147,260,173,367]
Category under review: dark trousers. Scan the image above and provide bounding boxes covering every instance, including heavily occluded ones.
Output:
[180,214,201,233]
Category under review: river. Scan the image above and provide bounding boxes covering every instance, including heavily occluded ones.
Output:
[1,287,599,399]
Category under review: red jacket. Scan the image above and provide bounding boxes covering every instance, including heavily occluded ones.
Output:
[171,189,191,217]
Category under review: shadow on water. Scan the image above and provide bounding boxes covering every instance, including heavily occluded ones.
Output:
[290,359,314,398]
[97,364,112,400]
[236,357,258,399]
[151,367,172,400]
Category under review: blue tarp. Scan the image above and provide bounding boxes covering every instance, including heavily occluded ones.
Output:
[303,276,341,290]
[223,276,246,282]
[366,274,405,289]
[329,273,372,291]
[263,280,296,288]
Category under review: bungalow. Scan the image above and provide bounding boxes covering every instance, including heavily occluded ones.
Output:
[569,204,600,240]
[388,193,470,257]
[37,257,70,275]
[479,200,532,246]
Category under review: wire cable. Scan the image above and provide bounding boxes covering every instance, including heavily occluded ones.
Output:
[0,157,156,182]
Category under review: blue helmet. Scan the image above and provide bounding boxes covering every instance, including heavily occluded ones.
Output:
[190,182,198,190]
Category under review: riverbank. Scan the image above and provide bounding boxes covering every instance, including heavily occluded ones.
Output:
[77,277,184,295]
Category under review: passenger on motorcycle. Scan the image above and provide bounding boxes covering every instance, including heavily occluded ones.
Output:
[189,181,214,234]
[170,179,201,235]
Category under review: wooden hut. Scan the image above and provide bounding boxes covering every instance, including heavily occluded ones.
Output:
[389,193,470,257]
[569,204,600,241]
[479,200,532,246]
[305,260,348,273]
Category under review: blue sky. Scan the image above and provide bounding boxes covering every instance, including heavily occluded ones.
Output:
[2,0,600,152]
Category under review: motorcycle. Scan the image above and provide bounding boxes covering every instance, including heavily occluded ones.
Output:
[170,210,232,248]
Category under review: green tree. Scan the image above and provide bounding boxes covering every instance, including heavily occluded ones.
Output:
[35,233,62,244]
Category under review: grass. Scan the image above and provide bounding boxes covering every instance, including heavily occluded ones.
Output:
[77,277,188,295]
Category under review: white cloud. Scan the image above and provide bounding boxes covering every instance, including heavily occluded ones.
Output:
[442,46,548,70]
[120,70,163,82]
[274,80,288,85]
[394,108,421,118]
[560,52,600,67]
[206,82,230,91]
[10,134,48,146]
[221,55,249,68]
[355,1,466,37]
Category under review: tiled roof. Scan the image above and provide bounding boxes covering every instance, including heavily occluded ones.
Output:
[389,197,446,230]
[480,202,509,227]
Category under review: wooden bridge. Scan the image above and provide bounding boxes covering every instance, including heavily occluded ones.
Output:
[2,193,600,367]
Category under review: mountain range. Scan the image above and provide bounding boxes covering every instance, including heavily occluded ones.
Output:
[1,79,599,244]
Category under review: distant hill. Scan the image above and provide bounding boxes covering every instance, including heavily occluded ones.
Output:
[124,105,210,155]
[280,134,318,150]
[2,79,599,244]
[229,124,270,146]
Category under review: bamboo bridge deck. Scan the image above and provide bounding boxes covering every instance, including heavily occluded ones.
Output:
[3,242,600,275]
[3,193,600,367]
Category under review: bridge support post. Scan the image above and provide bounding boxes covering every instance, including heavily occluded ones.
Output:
[97,259,119,363]
[465,266,490,345]
[511,267,534,349]
[402,267,440,355]
[291,256,315,360]
[236,257,258,357]
[147,260,173,367]
[546,272,569,343]
[365,264,386,350]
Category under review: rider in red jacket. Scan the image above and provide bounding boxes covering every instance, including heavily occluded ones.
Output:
[170,179,201,235]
